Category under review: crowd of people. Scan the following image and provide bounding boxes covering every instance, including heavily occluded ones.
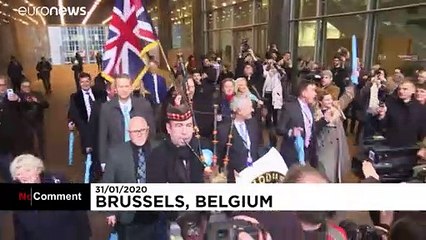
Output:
[0,40,426,240]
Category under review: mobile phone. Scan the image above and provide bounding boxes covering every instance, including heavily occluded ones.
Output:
[7,89,14,97]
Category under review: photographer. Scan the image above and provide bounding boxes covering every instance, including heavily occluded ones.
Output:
[356,69,391,140]
[235,40,264,96]
[262,59,283,127]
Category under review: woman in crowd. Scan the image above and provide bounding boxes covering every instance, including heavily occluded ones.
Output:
[314,85,354,183]
[218,78,235,123]
[10,154,91,240]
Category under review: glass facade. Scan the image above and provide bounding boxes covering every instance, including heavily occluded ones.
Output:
[204,0,269,67]
[169,0,193,49]
[58,26,107,64]
[292,0,426,72]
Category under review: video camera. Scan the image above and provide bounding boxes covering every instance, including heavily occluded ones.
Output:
[174,212,267,240]
[206,218,266,240]
[352,136,421,183]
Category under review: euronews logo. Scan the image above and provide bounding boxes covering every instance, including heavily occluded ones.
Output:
[17,6,87,17]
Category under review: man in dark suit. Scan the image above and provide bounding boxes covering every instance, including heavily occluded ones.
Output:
[217,95,262,183]
[98,73,155,168]
[68,72,107,182]
[142,60,167,133]
[277,80,326,168]
[18,79,49,160]
[148,95,207,183]
[102,116,163,240]
[0,76,19,182]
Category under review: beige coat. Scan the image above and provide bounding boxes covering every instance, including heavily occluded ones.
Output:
[315,85,354,182]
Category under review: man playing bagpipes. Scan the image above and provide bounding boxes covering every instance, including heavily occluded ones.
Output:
[147,93,213,183]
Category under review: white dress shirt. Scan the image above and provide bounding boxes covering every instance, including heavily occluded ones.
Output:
[82,88,95,121]
[152,73,160,104]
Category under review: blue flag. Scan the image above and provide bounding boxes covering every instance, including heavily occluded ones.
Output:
[84,153,92,183]
[202,149,213,167]
[108,232,118,240]
[294,136,305,166]
[68,132,74,166]
[351,35,359,85]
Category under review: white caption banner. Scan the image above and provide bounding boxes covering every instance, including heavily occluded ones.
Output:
[90,183,426,211]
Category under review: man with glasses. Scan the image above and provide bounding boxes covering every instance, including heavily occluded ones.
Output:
[18,80,49,160]
[102,116,162,240]
[98,74,155,172]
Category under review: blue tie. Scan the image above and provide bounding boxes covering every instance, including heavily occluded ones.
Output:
[122,105,130,141]
[137,148,146,183]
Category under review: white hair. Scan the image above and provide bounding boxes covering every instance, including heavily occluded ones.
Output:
[10,154,45,180]
[230,94,251,112]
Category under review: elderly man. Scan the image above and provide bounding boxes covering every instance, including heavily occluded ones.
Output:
[98,74,155,167]
[217,95,262,183]
[102,116,164,240]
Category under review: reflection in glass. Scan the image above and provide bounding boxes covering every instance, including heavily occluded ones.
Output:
[379,0,424,8]
[324,15,366,67]
[254,0,268,23]
[326,0,367,15]
[298,0,317,18]
[207,0,248,11]
[375,7,426,73]
[298,21,316,61]
[170,0,193,49]
[209,30,233,65]
[233,1,252,26]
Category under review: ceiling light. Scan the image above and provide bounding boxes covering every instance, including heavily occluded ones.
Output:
[82,0,102,25]
[102,15,112,25]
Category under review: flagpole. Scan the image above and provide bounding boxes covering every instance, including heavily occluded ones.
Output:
[157,42,174,74]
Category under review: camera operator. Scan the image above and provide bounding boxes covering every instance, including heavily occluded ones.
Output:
[376,80,425,147]
[235,41,264,96]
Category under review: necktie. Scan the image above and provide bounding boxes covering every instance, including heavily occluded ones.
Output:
[301,104,313,148]
[238,123,253,167]
[122,105,131,141]
[86,92,94,107]
[137,148,146,183]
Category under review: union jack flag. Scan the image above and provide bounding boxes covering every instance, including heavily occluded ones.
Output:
[102,0,158,88]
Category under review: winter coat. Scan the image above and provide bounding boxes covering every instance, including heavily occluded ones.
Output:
[263,68,283,109]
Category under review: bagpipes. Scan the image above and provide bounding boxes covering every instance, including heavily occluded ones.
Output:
[210,113,235,183]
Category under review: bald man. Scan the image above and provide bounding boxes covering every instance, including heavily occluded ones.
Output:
[376,80,426,147]
[102,116,163,240]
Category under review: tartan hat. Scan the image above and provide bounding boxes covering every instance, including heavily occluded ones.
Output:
[166,95,192,122]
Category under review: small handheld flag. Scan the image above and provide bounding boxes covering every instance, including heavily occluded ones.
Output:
[68,132,74,166]
[84,153,92,183]
[351,35,359,85]
[202,149,213,167]
[108,232,118,240]
[294,136,305,166]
